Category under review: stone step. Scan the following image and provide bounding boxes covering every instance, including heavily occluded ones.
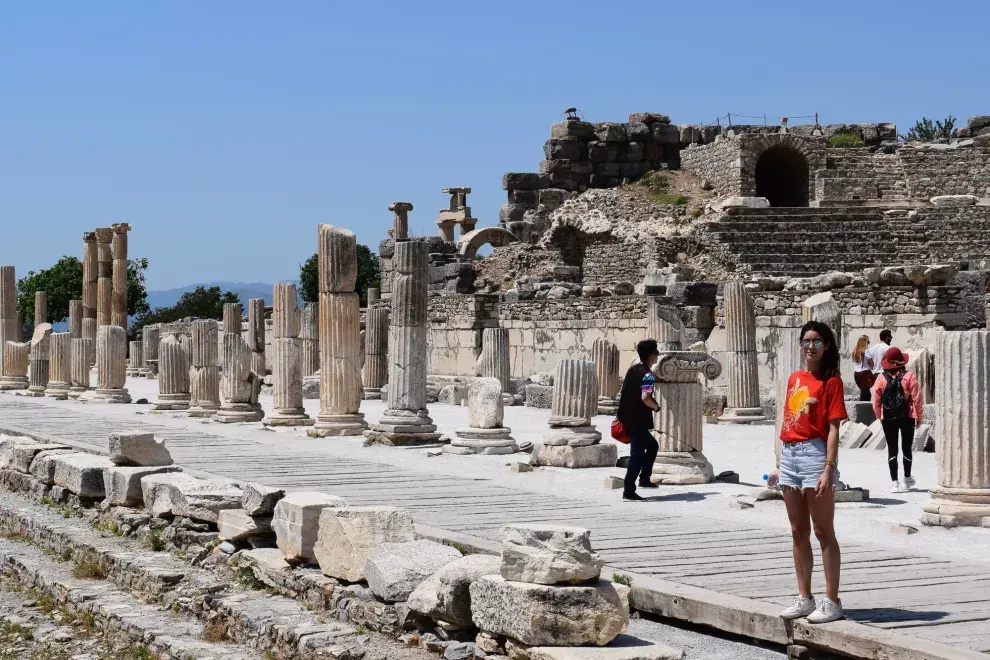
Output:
[713,231,920,243]
[725,207,887,217]
[720,243,927,256]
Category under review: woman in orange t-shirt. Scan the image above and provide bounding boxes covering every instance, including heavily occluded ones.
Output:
[774,321,847,624]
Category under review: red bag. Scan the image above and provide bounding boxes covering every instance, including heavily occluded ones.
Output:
[610,419,630,444]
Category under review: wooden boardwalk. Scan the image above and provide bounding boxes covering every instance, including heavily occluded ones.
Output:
[1,397,989,655]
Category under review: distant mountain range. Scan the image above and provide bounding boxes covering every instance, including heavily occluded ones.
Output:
[146,281,291,309]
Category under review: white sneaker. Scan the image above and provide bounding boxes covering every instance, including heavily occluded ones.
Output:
[904,476,916,490]
[807,597,844,624]
[891,481,902,493]
[779,595,816,620]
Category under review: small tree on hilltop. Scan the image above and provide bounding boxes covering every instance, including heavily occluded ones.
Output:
[902,116,958,142]
[300,243,381,305]
[131,286,239,335]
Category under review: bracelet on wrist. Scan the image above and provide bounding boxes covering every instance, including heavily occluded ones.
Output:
[825,460,837,469]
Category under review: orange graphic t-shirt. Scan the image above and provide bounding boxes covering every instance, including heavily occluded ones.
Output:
[780,370,848,443]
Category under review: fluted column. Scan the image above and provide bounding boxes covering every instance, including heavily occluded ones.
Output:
[82,232,98,329]
[68,337,92,398]
[363,307,388,398]
[591,338,620,415]
[266,283,312,426]
[532,358,614,468]
[110,223,130,329]
[801,291,841,350]
[922,331,990,527]
[79,325,130,403]
[447,377,517,455]
[0,341,30,390]
[126,341,143,376]
[34,291,47,327]
[153,336,190,410]
[719,282,765,423]
[44,332,72,399]
[299,302,319,377]
[223,303,242,336]
[647,298,683,351]
[95,227,114,329]
[246,298,266,379]
[651,350,723,484]
[188,319,221,417]
[216,305,264,423]
[0,265,18,374]
[141,325,160,377]
[388,202,413,241]
[549,359,598,426]
[68,300,83,339]
[478,327,511,396]
[367,288,381,305]
[26,324,52,397]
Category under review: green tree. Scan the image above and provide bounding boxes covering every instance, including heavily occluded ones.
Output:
[902,116,958,142]
[299,243,381,305]
[16,256,149,326]
[132,286,240,334]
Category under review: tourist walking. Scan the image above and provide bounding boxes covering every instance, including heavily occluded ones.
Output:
[866,330,892,375]
[851,335,874,401]
[870,347,922,493]
[616,339,661,502]
[775,321,845,624]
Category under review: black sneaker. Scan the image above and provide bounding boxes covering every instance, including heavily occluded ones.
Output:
[638,481,659,489]
[622,492,645,501]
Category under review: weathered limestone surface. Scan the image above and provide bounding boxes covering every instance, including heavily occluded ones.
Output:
[922,330,990,527]
[388,201,413,241]
[719,282,764,423]
[53,453,115,499]
[30,448,77,485]
[773,327,803,464]
[216,330,264,423]
[44,332,72,399]
[0,265,17,377]
[519,638,683,660]
[313,506,416,581]
[141,472,243,523]
[68,338,92,398]
[34,291,47,327]
[110,223,131,329]
[141,325,159,377]
[68,300,83,339]
[363,307,388,398]
[0,436,36,469]
[242,482,285,517]
[6,443,70,474]
[478,327,511,394]
[533,359,613,467]
[126,341,143,376]
[103,465,180,506]
[408,554,501,628]
[801,291,841,349]
[81,232,98,341]
[222,303,242,335]
[365,539,462,603]
[272,491,347,562]
[530,443,618,468]
[500,524,603,585]
[95,227,113,328]
[26,323,52,397]
[300,302,319,378]
[80,325,130,403]
[267,283,313,427]
[108,431,173,467]
[470,576,629,647]
[153,336,191,410]
[218,509,273,542]
[0,341,29,390]
[448,377,517,455]
[592,338,620,415]
[188,320,221,417]
[647,299,684,351]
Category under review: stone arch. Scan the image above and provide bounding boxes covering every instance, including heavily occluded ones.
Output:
[459,227,519,260]
[740,134,822,207]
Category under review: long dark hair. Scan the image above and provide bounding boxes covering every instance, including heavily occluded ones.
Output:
[800,320,840,380]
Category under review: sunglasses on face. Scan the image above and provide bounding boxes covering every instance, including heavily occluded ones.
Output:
[800,339,824,349]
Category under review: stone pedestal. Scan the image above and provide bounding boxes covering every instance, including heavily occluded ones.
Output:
[719,282,765,423]
[363,307,388,399]
[110,223,131,329]
[216,314,264,423]
[266,283,313,427]
[187,319,220,417]
[591,338,620,415]
[533,359,615,468]
[922,331,990,528]
[651,351,722,484]
[153,336,191,410]
[44,332,72,399]
[300,302,319,378]
[126,341,143,376]
[26,324,52,397]
[79,325,131,403]
[447,377,517,455]
[314,225,367,436]
[69,338,92,398]
[142,325,160,377]
[366,240,440,445]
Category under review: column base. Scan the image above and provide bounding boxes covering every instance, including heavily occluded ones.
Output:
[364,409,441,445]
[214,403,264,423]
[531,442,618,468]
[717,407,767,424]
[44,384,71,400]
[921,487,990,527]
[67,386,88,399]
[362,388,383,400]
[25,386,48,397]
[597,398,618,415]
[153,393,191,411]
[312,413,367,436]
[78,388,132,404]
[125,368,141,377]
[651,451,715,485]
[543,425,603,447]
[447,427,518,454]
[265,409,315,427]
[187,403,220,418]
[0,377,29,390]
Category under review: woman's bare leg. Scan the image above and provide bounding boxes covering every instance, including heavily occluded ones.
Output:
[783,487,813,597]
[808,489,840,601]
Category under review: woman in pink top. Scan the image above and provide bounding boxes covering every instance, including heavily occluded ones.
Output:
[870,347,923,494]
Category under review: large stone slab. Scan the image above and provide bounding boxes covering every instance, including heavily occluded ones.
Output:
[313,506,416,582]
[53,453,115,499]
[108,431,173,466]
[531,443,617,469]
[470,576,628,647]
[272,491,347,563]
[141,472,243,523]
[365,539,462,603]
[30,449,78,485]
[103,465,181,506]
[218,508,273,542]
[516,635,682,660]
[408,554,501,627]
[0,436,36,469]
[839,421,871,449]
[501,524,603,585]
[242,482,285,517]
[10,443,71,473]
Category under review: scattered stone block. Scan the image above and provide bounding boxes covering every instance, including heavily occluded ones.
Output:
[102,465,181,506]
[470,576,628,647]
[531,443,618,469]
[930,194,978,207]
[10,443,70,473]
[834,488,869,503]
[912,424,932,453]
[501,524,603,585]
[272,491,347,563]
[218,509,273,542]
[891,524,918,536]
[141,472,243,523]
[365,539,462,603]
[241,547,292,573]
[0,436,36,469]
[520,634,683,660]
[720,196,770,210]
[846,401,876,426]
[108,431,173,466]
[242,482,285,517]
[605,476,624,490]
[313,506,416,582]
[408,554,501,628]
[511,463,533,473]
[29,449,76,485]
[839,421,872,449]
[53,453,115,499]
[863,419,886,449]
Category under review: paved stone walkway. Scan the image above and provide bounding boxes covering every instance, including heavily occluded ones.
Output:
[1,394,988,655]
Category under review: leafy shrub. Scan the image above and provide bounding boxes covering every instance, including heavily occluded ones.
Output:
[612,573,633,586]
[654,194,689,205]
[827,133,865,148]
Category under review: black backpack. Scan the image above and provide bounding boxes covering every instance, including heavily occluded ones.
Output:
[882,371,908,420]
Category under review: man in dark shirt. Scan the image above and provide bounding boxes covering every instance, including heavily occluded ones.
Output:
[616,339,662,501]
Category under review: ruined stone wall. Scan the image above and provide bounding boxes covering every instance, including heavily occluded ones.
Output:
[899,147,990,198]
[427,294,498,376]
[680,138,742,199]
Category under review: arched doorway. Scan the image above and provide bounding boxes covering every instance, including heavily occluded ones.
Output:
[755,146,810,207]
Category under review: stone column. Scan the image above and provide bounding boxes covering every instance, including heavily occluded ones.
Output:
[82,319,97,368]
[266,283,313,426]
[95,227,114,329]
[367,288,381,305]
[388,202,413,240]
[82,232,98,335]
[477,328,511,402]
[0,265,18,373]
[315,225,367,436]
[80,325,130,403]
[592,338,620,415]
[222,303,242,335]
[922,331,990,527]
[68,300,83,339]
[68,337,92,398]
[907,348,935,405]
[647,298,683,351]
[299,302,319,378]
[363,307,388,399]
[26,324,52,396]
[111,223,131,329]
[44,332,72,399]
[532,359,616,468]
[188,319,221,417]
[0,341,30,390]
[651,350,723,484]
[246,298,266,379]
[774,327,804,467]
[126,341,143,376]
[365,240,440,445]
[801,291,841,350]
[216,307,264,423]
[153,336,190,410]
[141,325,160,377]
[447,377,517,455]
[719,282,765,423]
[34,291,47,327]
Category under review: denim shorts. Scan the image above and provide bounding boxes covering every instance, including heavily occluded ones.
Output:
[779,438,837,489]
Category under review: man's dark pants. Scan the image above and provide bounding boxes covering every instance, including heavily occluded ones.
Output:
[624,425,659,494]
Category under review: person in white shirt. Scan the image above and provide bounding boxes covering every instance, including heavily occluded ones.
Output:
[851,335,874,401]
[867,330,892,375]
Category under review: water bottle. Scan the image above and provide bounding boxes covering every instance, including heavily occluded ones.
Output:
[763,471,780,489]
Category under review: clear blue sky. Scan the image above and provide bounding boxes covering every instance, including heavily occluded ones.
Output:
[2,1,988,291]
